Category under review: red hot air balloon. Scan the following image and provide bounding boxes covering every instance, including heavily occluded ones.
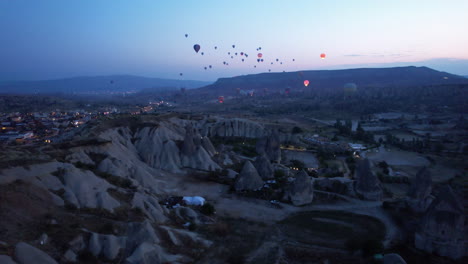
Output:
[320,53,326,59]
[193,44,200,53]
[304,80,310,87]
[257,53,263,58]
[218,96,224,103]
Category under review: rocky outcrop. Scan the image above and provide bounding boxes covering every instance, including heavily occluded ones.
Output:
[124,242,166,264]
[201,136,217,156]
[234,161,264,191]
[256,131,281,163]
[88,232,126,260]
[383,253,407,264]
[206,118,265,138]
[407,167,433,212]
[415,185,466,259]
[131,193,167,223]
[15,242,58,264]
[283,170,314,206]
[314,177,355,197]
[180,125,220,171]
[61,165,121,211]
[174,206,199,225]
[253,155,274,180]
[354,159,382,201]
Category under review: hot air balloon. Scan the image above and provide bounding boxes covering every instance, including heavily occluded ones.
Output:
[245,54,248,57]
[201,52,204,55]
[276,58,279,62]
[271,62,273,65]
[280,62,283,65]
[304,80,310,87]
[261,59,264,62]
[240,52,244,56]
[269,69,271,72]
[209,65,212,68]
[218,96,224,103]
[180,73,183,76]
[257,59,260,62]
[193,44,200,53]
[257,53,263,58]
[185,34,188,38]
[235,52,237,56]
[254,65,256,68]
[204,67,207,70]
[242,59,244,62]
[214,46,217,49]
[228,52,230,55]
[232,45,235,48]
[110,80,114,84]
[231,56,233,59]
[320,53,326,59]
[292,59,295,61]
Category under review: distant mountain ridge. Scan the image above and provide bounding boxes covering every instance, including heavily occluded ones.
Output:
[198,66,468,95]
[0,75,212,94]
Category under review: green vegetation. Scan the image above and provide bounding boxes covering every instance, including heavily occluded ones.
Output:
[291,126,304,134]
[289,159,305,170]
[200,202,215,216]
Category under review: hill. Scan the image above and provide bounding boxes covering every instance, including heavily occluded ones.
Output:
[198,66,468,95]
[0,75,212,94]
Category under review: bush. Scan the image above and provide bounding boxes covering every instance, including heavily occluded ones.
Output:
[292,126,303,134]
[200,203,215,215]
[188,222,197,231]
[289,159,305,170]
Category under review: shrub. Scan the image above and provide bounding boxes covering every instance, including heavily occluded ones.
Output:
[200,203,215,216]
[292,126,303,134]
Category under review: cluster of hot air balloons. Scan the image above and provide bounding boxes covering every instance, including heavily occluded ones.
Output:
[181,33,330,101]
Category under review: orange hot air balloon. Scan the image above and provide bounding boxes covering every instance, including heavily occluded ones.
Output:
[257,53,263,58]
[218,96,224,103]
[320,53,326,59]
[304,80,309,87]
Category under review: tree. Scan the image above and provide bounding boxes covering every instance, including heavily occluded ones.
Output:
[291,126,303,134]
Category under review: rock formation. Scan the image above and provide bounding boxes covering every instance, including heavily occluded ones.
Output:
[206,118,265,138]
[234,161,264,191]
[256,130,281,163]
[383,253,407,264]
[407,167,433,212]
[283,170,314,206]
[314,177,355,197]
[354,159,382,201]
[253,154,274,179]
[201,136,217,156]
[415,185,466,259]
[15,242,58,264]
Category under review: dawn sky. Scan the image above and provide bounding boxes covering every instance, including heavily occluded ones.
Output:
[1,0,467,81]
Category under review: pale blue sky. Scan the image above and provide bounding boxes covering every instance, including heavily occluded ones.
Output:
[1,0,467,81]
